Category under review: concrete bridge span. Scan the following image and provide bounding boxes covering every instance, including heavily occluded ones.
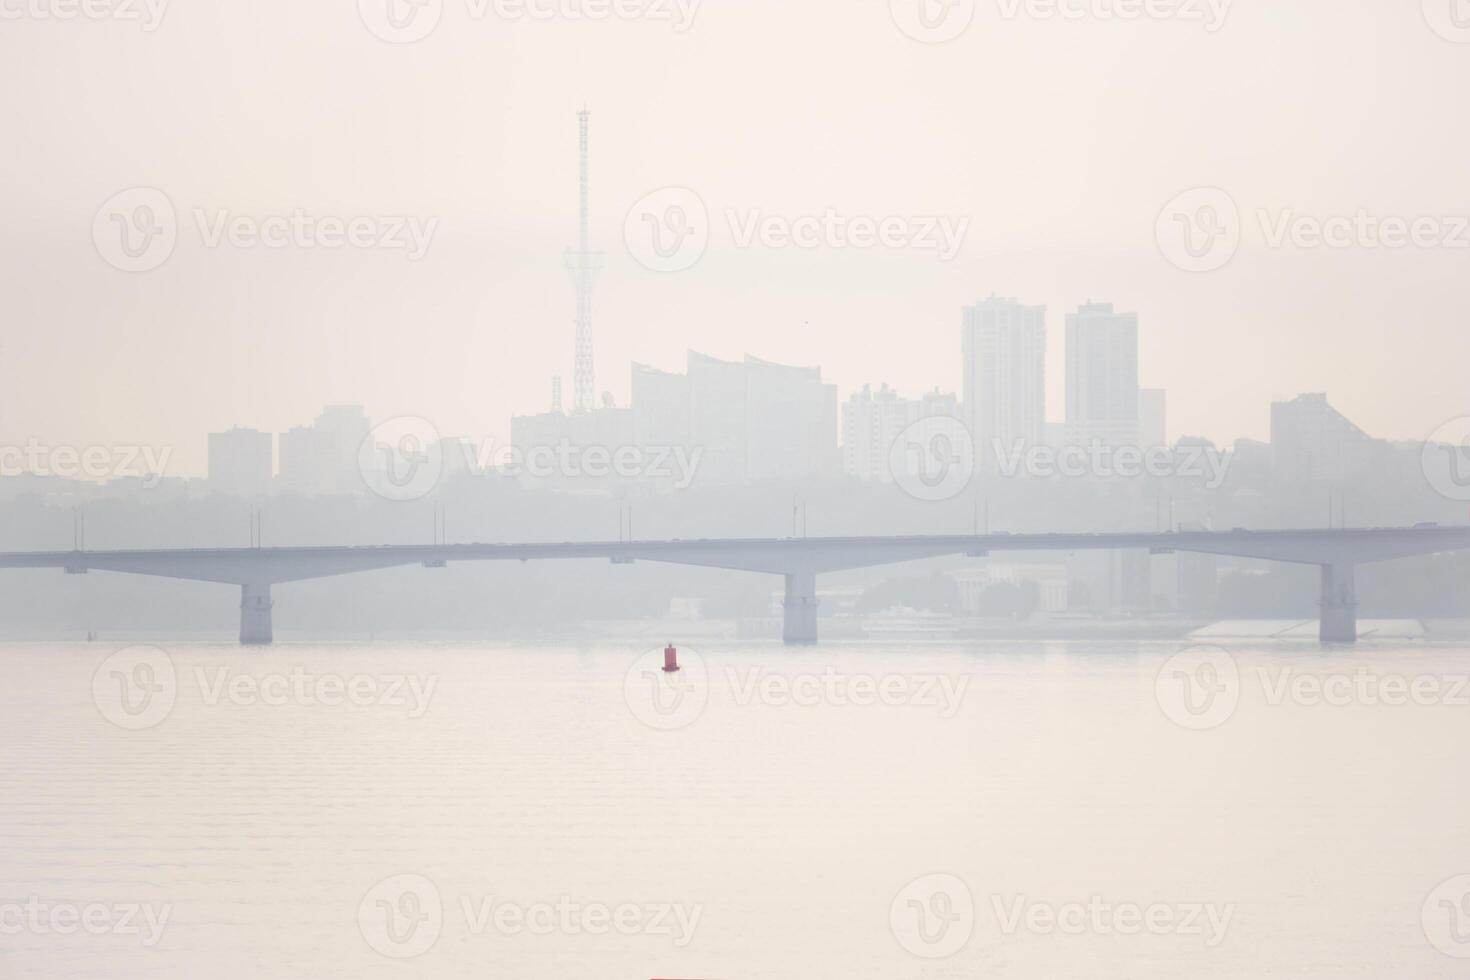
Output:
[2,525,1468,645]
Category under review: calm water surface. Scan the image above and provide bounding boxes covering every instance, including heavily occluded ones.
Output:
[3,639,1468,978]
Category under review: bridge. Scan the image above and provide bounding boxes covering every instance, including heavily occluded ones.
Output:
[2,525,1468,645]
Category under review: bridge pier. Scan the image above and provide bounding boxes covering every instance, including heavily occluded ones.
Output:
[1318,563,1358,643]
[782,572,819,646]
[240,582,274,646]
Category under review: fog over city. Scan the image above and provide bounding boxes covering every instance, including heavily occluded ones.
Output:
[3,1,1470,474]
[4,3,1470,979]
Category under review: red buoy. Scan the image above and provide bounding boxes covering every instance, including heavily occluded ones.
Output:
[663,643,680,673]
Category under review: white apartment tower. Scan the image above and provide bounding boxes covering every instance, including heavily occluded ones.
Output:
[961,295,1047,470]
[1065,301,1140,449]
[842,384,960,483]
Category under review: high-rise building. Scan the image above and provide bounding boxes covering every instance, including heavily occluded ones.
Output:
[1065,301,1139,449]
[1139,388,1168,450]
[631,363,692,451]
[277,406,371,495]
[744,356,839,484]
[512,352,838,488]
[207,427,273,497]
[277,426,317,494]
[841,384,960,483]
[962,295,1046,469]
[1270,393,1383,485]
[314,405,371,494]
[687,352,750,486]
[509,400,634,488]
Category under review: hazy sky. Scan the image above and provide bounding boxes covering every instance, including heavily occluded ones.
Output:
[2,0,1468,476]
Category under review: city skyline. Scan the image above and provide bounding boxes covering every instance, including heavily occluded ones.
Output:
[8,6,1470,979]
[8,269,1462,480]
[0,325,1447,490]
[4,5,1469,476]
